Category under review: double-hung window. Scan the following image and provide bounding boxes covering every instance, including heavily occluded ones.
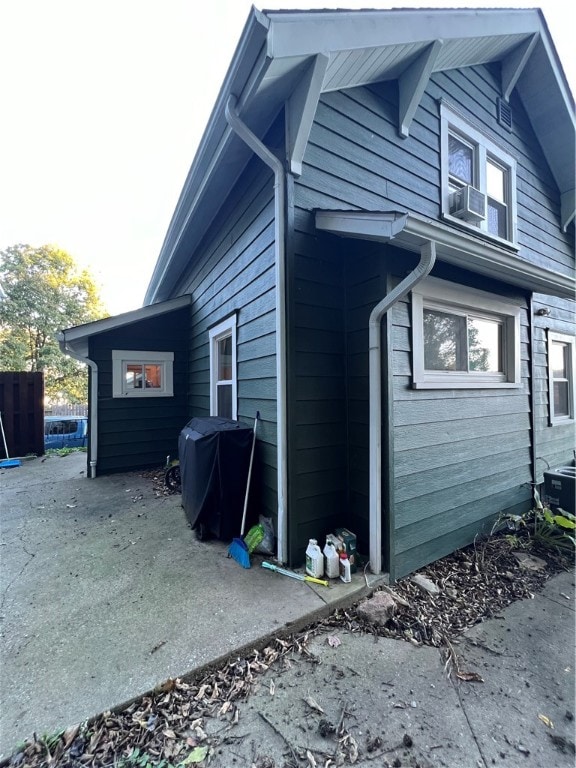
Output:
[412,278,521,389]
[112,350,174,398]
[548,331,575,424]
[441,102,517,245]
[209,315,237,419]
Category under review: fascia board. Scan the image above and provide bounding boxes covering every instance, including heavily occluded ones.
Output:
[403,217,575,299]
[316,209,575,299]
[266,8,541,60]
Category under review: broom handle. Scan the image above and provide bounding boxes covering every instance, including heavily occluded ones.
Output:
[240,411,259,537]
[0,412,10,459]
[262,561,329,587]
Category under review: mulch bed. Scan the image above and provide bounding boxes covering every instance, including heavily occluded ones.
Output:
[7,474,574,767]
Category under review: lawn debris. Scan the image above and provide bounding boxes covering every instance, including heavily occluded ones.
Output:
[8,530,572,768]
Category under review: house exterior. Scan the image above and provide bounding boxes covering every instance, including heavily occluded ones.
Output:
[60,7,575,580]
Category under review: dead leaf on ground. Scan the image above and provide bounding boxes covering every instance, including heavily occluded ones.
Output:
[178,745,209,765]
[456,671,484,683]
[303,694,324,714]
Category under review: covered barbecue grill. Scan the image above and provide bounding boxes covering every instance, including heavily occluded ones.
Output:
[178,416,254,540]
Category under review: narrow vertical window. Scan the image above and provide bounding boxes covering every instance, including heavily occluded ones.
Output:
[209,315,237,419]
[548,332,575,424]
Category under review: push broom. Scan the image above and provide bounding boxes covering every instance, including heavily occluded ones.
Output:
[228,412,260,568]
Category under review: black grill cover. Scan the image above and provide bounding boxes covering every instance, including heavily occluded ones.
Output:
[178,416,254,539]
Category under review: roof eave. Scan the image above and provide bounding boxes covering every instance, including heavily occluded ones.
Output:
[57,295,191,358]
[145,8,574,305]
[316,210,575,300]
[144,9,270,305]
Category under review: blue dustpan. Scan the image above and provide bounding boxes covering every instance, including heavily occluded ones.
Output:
[0,458,21,468]
[0,412,21,467]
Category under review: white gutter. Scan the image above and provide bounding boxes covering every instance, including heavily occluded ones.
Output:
[57,333,99,479]
[369,240,436,574]
[225,94,289,564]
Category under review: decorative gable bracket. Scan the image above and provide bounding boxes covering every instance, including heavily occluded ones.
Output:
[398,40,443,139]
[501,33,538,102]
[286,54,329,176]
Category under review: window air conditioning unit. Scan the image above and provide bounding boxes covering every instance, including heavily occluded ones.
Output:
[450,185,487,222]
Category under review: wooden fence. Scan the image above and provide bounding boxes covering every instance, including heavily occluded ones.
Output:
[46,404,88,417]
[0,372,45,458]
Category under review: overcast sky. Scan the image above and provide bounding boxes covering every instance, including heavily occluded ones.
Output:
[1,0,573,316]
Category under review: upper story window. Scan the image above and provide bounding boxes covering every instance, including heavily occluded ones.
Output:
[112,350,174,398]
[209,314,237,420]
[548,331,575,425]
[441,102,517,246]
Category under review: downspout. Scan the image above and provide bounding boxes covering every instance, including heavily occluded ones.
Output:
[369,240,436,575]
[528,295,539,495]
[225,94,289,564]
[57,332,99,478]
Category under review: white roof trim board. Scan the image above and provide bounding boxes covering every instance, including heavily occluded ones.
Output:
[57,295,191,357]
[145,7,575,305]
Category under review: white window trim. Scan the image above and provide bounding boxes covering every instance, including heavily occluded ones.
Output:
[440,101,518,248]
[412,277,521,389]
[112,350,174,398]
[548,331,576,425]
[209,314,237,419]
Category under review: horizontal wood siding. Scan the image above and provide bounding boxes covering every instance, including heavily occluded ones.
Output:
[343,243,388,556]
[89,308,189,474]
[532,293,576,482]
[287,208,348,564]
[391,264,532,579]
[424,64,574,276]
[179,153,278,522]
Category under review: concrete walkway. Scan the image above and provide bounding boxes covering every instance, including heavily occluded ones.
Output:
[1,453,574,766]
[203,568,575,767]
[0,452,377,760]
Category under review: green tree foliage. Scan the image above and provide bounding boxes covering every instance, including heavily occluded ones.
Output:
[0,244,108,402]
[423,309,491,372]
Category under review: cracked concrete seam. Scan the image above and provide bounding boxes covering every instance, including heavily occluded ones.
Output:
[0,533,36,614]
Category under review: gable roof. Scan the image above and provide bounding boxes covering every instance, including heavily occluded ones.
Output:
[145,6,575,305]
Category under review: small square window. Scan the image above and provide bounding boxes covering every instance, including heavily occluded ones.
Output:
[412,278,521,389]
[209,315,237,419]
[112,350,174,398]
[548,332,575,424]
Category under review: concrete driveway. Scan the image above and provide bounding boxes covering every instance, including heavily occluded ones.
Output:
[0,453,370,760]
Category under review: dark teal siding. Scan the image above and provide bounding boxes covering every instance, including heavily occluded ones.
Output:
[287,208,348,565]
[389,265,533,579]
[89,307,189,474]
[291,60,573,576]
[178,153,278,522]
[343,244,387,558]
[425,65,573,277]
